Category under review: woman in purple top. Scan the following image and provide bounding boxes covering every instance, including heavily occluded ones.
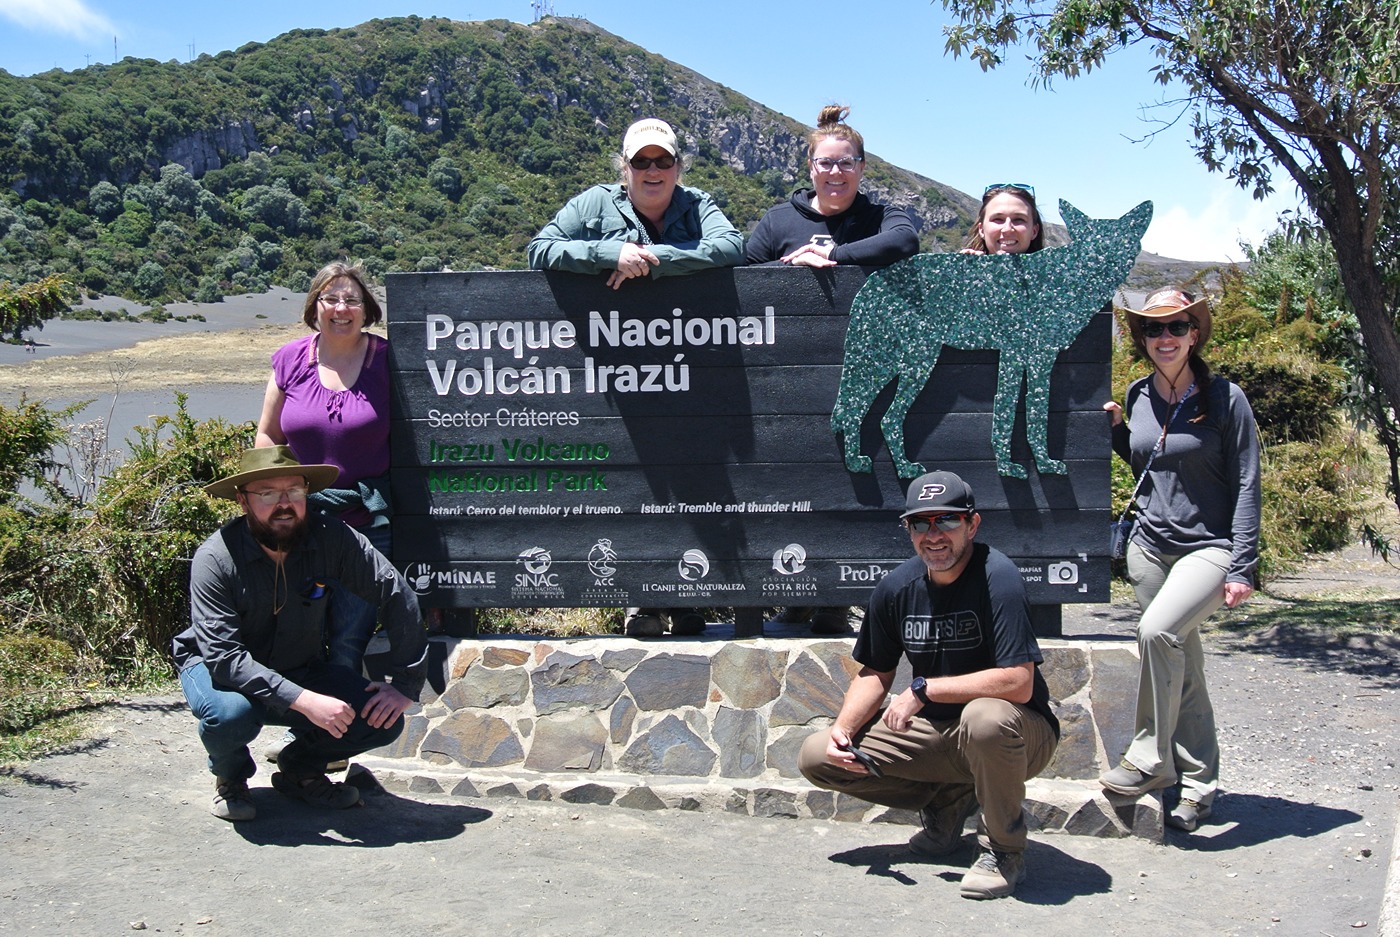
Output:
[256,262,392,675]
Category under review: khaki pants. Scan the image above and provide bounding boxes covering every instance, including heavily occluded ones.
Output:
[1124,542,1229,805]
[798,697,1057,853]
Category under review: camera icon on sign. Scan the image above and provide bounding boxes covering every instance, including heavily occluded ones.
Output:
[1048,561,1079,585]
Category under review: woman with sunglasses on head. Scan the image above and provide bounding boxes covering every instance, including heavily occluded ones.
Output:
[745,105,917,268]
[748,105,917,634]
[1098,288,1261,833]
[528,117,744,290]
[254,262,394,694]
[960,183,1044,256]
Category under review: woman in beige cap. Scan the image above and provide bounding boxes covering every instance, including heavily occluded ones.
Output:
[1098,288,1261,833]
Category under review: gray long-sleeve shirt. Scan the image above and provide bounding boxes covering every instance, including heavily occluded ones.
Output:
[1112,375,1262,585]
[172,513,427,711]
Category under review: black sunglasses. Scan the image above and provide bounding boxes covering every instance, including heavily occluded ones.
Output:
[905,513,967,533]
[628,154,676,170]
[1142,320,1196,338]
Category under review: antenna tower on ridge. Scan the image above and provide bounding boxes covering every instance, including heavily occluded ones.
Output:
[530,1,555,23]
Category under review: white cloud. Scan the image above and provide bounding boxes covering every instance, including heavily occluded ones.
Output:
[1141,179,1301,263]
[0,0,115,41]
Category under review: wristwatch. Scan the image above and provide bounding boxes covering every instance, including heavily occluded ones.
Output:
[911,675,929,703]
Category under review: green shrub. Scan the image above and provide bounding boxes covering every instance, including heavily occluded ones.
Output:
[0,634,81,733]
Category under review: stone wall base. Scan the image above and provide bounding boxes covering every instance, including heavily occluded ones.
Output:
[351,758,1164,842]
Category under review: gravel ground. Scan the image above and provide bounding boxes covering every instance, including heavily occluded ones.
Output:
[2,564,1396,937]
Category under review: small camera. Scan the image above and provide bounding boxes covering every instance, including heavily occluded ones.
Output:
[1048,561,1079,585]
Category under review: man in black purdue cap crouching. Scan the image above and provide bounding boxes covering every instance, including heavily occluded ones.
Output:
[798,470,1059,899]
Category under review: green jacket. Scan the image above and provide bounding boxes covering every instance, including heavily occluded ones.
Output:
[527,183,744,277]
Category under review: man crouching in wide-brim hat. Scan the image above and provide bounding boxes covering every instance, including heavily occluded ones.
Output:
[171,446,427,821]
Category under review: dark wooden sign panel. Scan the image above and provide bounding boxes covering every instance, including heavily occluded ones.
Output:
[386,266,1112,611]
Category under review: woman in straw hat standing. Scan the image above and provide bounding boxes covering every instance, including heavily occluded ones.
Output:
[1098,288,1261,833]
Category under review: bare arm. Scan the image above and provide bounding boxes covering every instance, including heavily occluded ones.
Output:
[883,662,1035,732]
[254,373,287,448]
[821,666,895,773]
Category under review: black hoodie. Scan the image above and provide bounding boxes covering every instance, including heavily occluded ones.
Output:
[745,189,918,266]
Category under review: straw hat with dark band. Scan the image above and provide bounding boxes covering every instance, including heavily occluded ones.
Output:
[1118,288,1212,348]
[204,446,339,501]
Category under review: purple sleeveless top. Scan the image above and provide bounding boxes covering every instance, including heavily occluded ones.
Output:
[272,333,390,525]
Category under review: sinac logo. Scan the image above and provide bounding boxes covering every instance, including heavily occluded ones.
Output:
[402,562,434,596]
[771,543,808,575]
[587,538,618,578]
[516,547,552,575]
[678,549,710,581]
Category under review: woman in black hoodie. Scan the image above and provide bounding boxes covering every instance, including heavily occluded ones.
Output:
[745,105,918,267]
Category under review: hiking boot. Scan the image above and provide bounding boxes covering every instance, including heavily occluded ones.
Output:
[211,777,256,822]
[266,730,346,772]
[668,609,706,636]
[624,608,665,637]
[960,848,1025,899]
[1167,798,1213,832]
[271,771,362,809]
[909,785,978,857]
[1099,760,1174,796]
[809,607,851,635]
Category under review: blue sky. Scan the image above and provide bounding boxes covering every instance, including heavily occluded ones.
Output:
[0,0,1301,262]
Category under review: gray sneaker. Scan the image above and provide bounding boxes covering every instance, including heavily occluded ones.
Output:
[271,771,361,809]
[960,848,1025,899]
[909,785,978,857]
[211,777,256,822]
[1099,760,1174,796]
[1167,798,1213,832]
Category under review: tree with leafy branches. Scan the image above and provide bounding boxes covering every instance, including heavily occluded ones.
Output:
[938,0,1400,509]
[0,274,75,342]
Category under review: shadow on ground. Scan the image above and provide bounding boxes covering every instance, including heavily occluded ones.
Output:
[1217,618,1400,687]
[827,837,1112,904]
[231,785,492,848]
[1169,792,1362,852]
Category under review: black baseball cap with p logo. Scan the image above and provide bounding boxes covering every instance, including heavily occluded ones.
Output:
[900,471,976,518]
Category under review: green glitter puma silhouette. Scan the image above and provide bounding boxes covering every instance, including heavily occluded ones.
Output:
[831,199,1152,479]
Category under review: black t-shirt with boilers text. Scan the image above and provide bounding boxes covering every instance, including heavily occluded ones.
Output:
[854,543,1059,738]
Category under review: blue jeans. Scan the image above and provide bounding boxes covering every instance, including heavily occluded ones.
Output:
[327,523,391,672]
[178,660,404,781]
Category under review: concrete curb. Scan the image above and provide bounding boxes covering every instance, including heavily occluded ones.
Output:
[1381,811,1400,937]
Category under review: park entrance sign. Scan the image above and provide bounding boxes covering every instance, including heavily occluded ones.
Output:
[386,263,1116,629]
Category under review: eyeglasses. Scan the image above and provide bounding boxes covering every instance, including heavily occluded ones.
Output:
[319,294,364,309]
[812,156,864,173]
[628,154,676,170]
[984,182,1035,199]
[905,513,967,533]
[1141,320,1196,338]
[239,486,308,506]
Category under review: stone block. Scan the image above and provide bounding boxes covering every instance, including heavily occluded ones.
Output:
[617,713,717,776]
[1044,701,1097,780]
[771,651,845,726]
[714,707,765,778]
[531,651,625,715]
[806,640,860,690]
[765,726,813,778]
[526,783,552,801]
[370,712,429,759]
[1024,798,1071,832]
[1090,646,1142,767]
[803,789,836,819]
[449,645,481,680]
[617,786,667,811]
[408,775,444,795]
[610,695,638,745]
[482,646,530,667]
[421,711,525,768]
[753,788,799,819]
[601,648,647,671]
[525,712,608,772]
[562,783,615,806]
[870,806,920,826]
[725,790,750,814]
[450,777,481,798]
[712,644,786,709]
[442,664,529,710]
[625,654,711,711]
[832,793,874,822]
[1041,644,1090,701]
[485,781,523,798]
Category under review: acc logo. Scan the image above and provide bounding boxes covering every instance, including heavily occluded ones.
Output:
[771,543,808,575]
[678,549,710,581]
[402,562,435,596]
[516,547,553,575]
[587,539,618,578]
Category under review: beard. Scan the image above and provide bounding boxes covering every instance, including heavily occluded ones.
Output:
[246,507,308,553]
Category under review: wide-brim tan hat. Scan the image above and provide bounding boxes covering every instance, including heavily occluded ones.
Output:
[1118,288,1212,347]
[204,446,339,501]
